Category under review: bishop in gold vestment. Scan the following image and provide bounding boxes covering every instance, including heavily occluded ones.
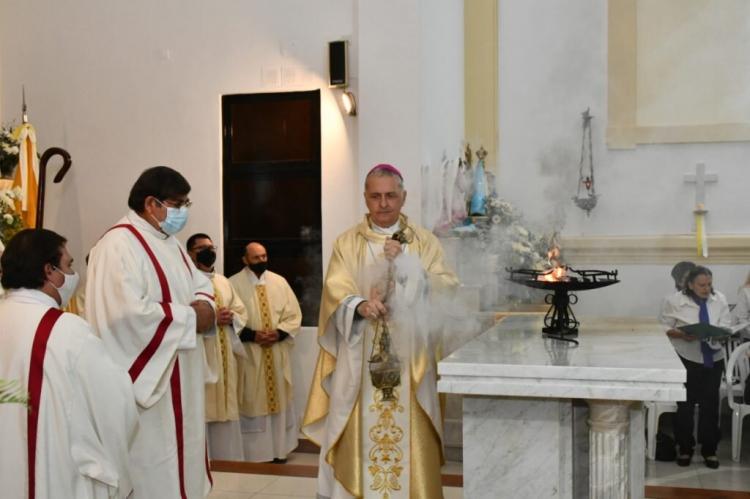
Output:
[303,165,458,499]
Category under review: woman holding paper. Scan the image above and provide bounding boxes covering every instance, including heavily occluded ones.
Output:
[660,266,731,469]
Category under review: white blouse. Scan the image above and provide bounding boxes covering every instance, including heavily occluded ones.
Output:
[659,290,731,364]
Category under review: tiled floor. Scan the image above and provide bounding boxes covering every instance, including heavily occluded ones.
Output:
[208,462,750,499]
[645,422,750,491]
[207,471,463,499]
[643,410,750,492]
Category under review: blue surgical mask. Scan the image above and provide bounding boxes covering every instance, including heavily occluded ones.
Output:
[155,200,189,235]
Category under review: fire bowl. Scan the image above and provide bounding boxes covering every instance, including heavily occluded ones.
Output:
[506,267,620,342]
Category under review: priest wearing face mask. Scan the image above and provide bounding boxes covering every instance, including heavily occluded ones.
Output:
[186,233,249,461]
[228,242,302,463]
[86,166,216,498]
[0,229,138,499]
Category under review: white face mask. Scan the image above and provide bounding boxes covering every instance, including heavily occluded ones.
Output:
[52,267,80,307]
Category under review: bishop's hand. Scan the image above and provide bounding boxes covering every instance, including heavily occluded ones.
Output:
[383,239,402,261]
[357,291,388,321]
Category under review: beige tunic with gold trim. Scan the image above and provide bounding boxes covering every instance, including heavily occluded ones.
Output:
[302,215,458,499]
[203,272,247,422]
[203,272,248,461]
[229,268,302,462]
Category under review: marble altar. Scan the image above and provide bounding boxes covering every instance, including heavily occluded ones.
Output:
[437,315,686,499]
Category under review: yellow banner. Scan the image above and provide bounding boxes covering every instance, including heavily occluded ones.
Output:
[11,123,38,228]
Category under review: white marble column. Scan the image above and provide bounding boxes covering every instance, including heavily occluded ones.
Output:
[587,400,633,499]
[629,402,645,499]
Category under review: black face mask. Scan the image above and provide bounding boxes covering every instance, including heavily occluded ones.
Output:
[196,248,216,268]
[248,261,268,275]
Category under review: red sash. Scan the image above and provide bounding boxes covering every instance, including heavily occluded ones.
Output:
[108,224,174,382]
[109,223,211,497]
[27,307,64,499]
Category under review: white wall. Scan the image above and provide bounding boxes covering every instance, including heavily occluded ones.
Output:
[0,0,358,276]
[0,0,465,279]
[357,0,464,226]
[420,0,465,229]
[497,0,750,315]
[499,0,750,235]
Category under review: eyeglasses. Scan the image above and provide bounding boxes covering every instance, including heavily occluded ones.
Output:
[157,198,192,209]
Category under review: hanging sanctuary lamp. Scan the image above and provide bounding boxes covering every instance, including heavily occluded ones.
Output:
[572,108,598,215]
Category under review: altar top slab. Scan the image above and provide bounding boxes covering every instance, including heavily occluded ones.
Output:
[437,315,686,402]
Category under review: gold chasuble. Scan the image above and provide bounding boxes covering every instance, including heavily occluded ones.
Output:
[303,215,458,499]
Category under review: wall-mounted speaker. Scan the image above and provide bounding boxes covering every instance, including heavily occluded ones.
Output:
[328,40,348,88]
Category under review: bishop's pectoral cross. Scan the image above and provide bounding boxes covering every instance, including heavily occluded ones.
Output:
[684,163,717,258]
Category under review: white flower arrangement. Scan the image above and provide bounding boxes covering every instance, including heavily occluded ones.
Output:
[0,185,24,245]
[1,124,20,178]
[435,145,554,307]
[1,144,19,155]
[486,195,517,227]
[0,186,22,208]
[442,183,549,271]
[479,192,549,270]
[513,225,529,238]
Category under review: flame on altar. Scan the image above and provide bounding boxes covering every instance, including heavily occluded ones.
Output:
[540,238,568,282]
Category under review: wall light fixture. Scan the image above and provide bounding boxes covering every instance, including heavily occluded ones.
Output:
[342,91,357,116]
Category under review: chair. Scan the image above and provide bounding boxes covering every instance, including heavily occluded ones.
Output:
[719,336,745,419]
[725,341,750,462]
